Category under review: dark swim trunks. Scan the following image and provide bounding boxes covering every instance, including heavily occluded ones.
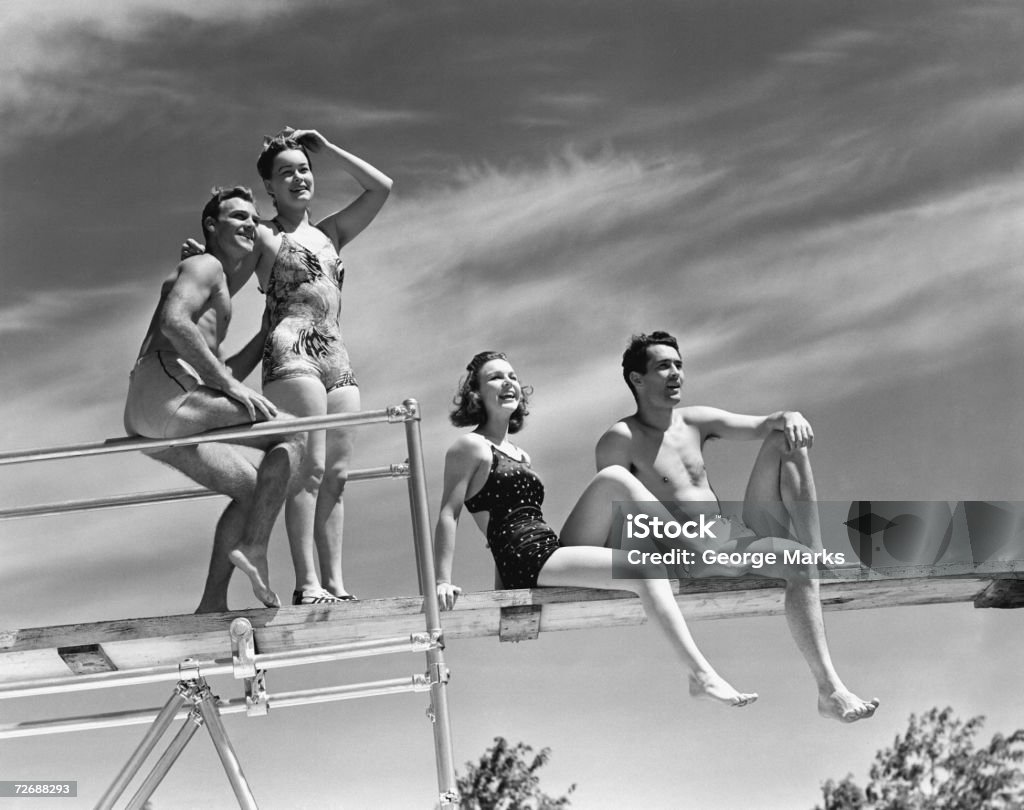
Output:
[465,445,561,589]
[261,232,357,392]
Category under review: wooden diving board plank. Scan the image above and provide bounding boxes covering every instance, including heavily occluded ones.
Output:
[0,575,1009,689]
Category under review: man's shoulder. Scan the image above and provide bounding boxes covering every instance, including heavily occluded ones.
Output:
[177,252,226,280]
[596,417,640,469]
[601,417,636,440]
[677,405,722,426]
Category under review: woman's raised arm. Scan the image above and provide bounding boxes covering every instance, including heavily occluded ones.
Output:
[289,128,393,249]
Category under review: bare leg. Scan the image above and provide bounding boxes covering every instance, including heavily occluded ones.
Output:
[735,436,876,720]
[228,435,304,608]
[197,501,246,613]
[559,465,674,548]
[315,386,360,598]
[538,547,756,708]
[263,377,332,602]
[552,466,756,707]
[153,440,257,612]
[742,431,822,551]
[155,388,301,609]
[700,534,879,723]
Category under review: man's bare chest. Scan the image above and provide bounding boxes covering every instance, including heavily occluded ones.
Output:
[630,425,709,493]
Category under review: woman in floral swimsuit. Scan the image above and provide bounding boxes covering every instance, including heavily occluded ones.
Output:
[250,127,392,605]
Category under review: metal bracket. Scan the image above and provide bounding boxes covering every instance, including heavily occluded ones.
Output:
[229,618,268,716]
[387,403,414,422]
[412,672,432,690]
[177,658,201,683]
[427,663,450,686]
[230,618,257,679]
[174,679,200,703]
[244,670,269,717]
[186,705,205,729]
[498,604,542,642]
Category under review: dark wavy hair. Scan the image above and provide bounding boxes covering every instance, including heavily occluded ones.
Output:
[621,331,680,399]
[200,186,256,245]
[450,351,532,434]
[256,128,312,182]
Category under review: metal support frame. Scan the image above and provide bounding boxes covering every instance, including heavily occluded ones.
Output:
[0,400,460,810]
[95,670,257,810]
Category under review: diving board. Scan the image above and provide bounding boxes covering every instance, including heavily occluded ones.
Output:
[2,575,1015,694]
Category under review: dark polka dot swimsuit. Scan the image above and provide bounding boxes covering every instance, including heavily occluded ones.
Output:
[464,445,561,589]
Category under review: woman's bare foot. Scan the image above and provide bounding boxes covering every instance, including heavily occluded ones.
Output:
[689,672,758,708]
[228,546,280,608]
[818,689,879,723]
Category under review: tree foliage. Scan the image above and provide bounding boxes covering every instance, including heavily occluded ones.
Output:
[456,736,576,810]
[816,707,1024,810]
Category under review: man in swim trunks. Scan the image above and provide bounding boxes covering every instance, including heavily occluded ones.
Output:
[124,186,304,611]
[594,331,878,723]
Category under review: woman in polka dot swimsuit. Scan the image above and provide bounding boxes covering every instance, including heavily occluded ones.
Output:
[432,351,758,708]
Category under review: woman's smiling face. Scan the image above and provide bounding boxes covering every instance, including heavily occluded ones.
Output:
[265,149,314,208]
[476,358,522,421]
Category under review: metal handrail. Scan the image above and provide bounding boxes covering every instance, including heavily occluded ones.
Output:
[0,464,410,521]
[0,406,411,466]
[0,676,435,740]
[0,632,441,701]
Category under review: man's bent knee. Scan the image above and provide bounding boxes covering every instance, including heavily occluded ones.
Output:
[764,430,811,460]
[595,465,640,495]
[762,430,789,454]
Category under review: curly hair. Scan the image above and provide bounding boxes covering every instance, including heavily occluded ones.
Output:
[621,331,680,399]
[200,186,256,244]
[450,351,532,434]
[256,127,312,181]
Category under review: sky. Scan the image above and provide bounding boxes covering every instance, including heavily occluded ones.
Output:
[1,0,1023,807]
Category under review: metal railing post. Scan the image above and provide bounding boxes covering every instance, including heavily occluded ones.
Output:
[401,399,459,808]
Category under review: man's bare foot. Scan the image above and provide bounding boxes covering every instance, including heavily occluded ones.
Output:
[689,673,758,708]
[818,690,880,723]
[228,546,280,608]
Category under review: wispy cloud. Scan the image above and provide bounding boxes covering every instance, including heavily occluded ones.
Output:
[777,27,888,67]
